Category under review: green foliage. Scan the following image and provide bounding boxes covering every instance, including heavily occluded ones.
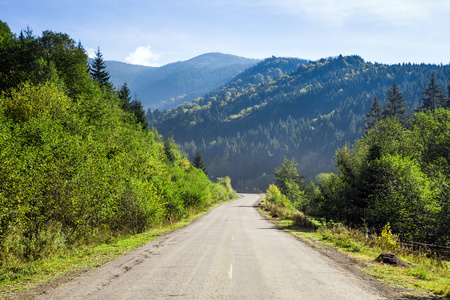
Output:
[274,157,304,195]
[1,81,72,123]
[316,109,450,246]
[163,137,181,164]
[0,24,236,269]
[193,151,208,175]
[272,157,319,213]
[0,25,92,98]
[118,82,132,111]
[320,226,362,252]
[130,97,149,130]
[382,81,409,125]
[0,21,14,44]
[266,184,291,208]
[417,73,446,112]
[216,176,235,199]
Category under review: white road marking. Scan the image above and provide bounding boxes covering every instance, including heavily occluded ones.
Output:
[228,264,233,279]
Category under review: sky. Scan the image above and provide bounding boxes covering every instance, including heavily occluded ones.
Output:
[2,0,450,67]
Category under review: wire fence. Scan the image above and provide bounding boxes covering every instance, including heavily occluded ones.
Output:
[398,240,450,259]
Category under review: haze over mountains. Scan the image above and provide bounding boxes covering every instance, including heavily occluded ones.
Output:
[100,53,260,109]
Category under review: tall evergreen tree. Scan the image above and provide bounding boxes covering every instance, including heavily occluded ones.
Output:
[383,81,409,125]
[130,94,148,130]
[364,96,383,133]
[417,73,445,112]
[118,82,132,112]
[193,151,208,175]
[164,137,178,163]
[90,47,110,87]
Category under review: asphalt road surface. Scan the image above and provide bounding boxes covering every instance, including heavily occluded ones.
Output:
[36,194,391,299]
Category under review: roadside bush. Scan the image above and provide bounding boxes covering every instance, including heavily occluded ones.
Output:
[212,183,229,202]
[266,184,292,208]
[292,211,317,229]
[217,176,236,199]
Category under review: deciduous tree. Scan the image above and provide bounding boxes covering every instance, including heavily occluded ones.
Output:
[274,157,304,196]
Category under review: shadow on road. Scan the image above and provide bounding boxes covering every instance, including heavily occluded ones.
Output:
[256,227,283,230]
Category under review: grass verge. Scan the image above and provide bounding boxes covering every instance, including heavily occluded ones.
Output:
[0,197,238,299]
[257,196,450,299]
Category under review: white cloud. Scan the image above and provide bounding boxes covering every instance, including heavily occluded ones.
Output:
[125,46,161,67]
[86,48,96,59]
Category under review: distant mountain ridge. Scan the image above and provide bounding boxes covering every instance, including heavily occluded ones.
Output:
[96,53,260,109]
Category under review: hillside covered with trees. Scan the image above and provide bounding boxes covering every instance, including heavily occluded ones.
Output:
[152,55,450,191]
[0,21,235,270]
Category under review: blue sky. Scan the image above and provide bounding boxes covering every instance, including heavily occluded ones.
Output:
[2,0,450,66]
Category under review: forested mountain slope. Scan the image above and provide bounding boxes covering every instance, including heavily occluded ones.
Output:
[153,55,450,191]
[100,53,260,109]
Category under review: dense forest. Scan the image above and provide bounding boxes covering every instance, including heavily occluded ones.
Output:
[152,55,450,191]
[0,21,235,266]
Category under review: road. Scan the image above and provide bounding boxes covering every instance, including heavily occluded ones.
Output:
[36,194,391,299]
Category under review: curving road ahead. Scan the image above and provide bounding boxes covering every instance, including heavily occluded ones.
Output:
[37,194,391,299]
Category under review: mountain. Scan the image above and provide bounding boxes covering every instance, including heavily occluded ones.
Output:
[152,55,450,192]
[97,53,260,109]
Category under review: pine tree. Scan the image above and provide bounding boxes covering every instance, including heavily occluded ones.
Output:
[118,82,132,112]
[164,138,178,163]
[90,47,110,86]
[364,96,383,133]
[130,94,148,130]
[383,81,409,125]
[417,73,445,112]
[193,151,208,175]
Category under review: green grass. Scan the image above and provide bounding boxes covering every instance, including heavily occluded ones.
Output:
[258,201,450,299]
[0,198,237,299]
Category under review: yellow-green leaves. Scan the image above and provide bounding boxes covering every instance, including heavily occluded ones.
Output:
[1,81,71,123]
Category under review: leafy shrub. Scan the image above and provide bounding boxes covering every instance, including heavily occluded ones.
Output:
[379,223,398,250]
[292,211,317,229]
[1,81,72,123]
[266,184,292,208]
